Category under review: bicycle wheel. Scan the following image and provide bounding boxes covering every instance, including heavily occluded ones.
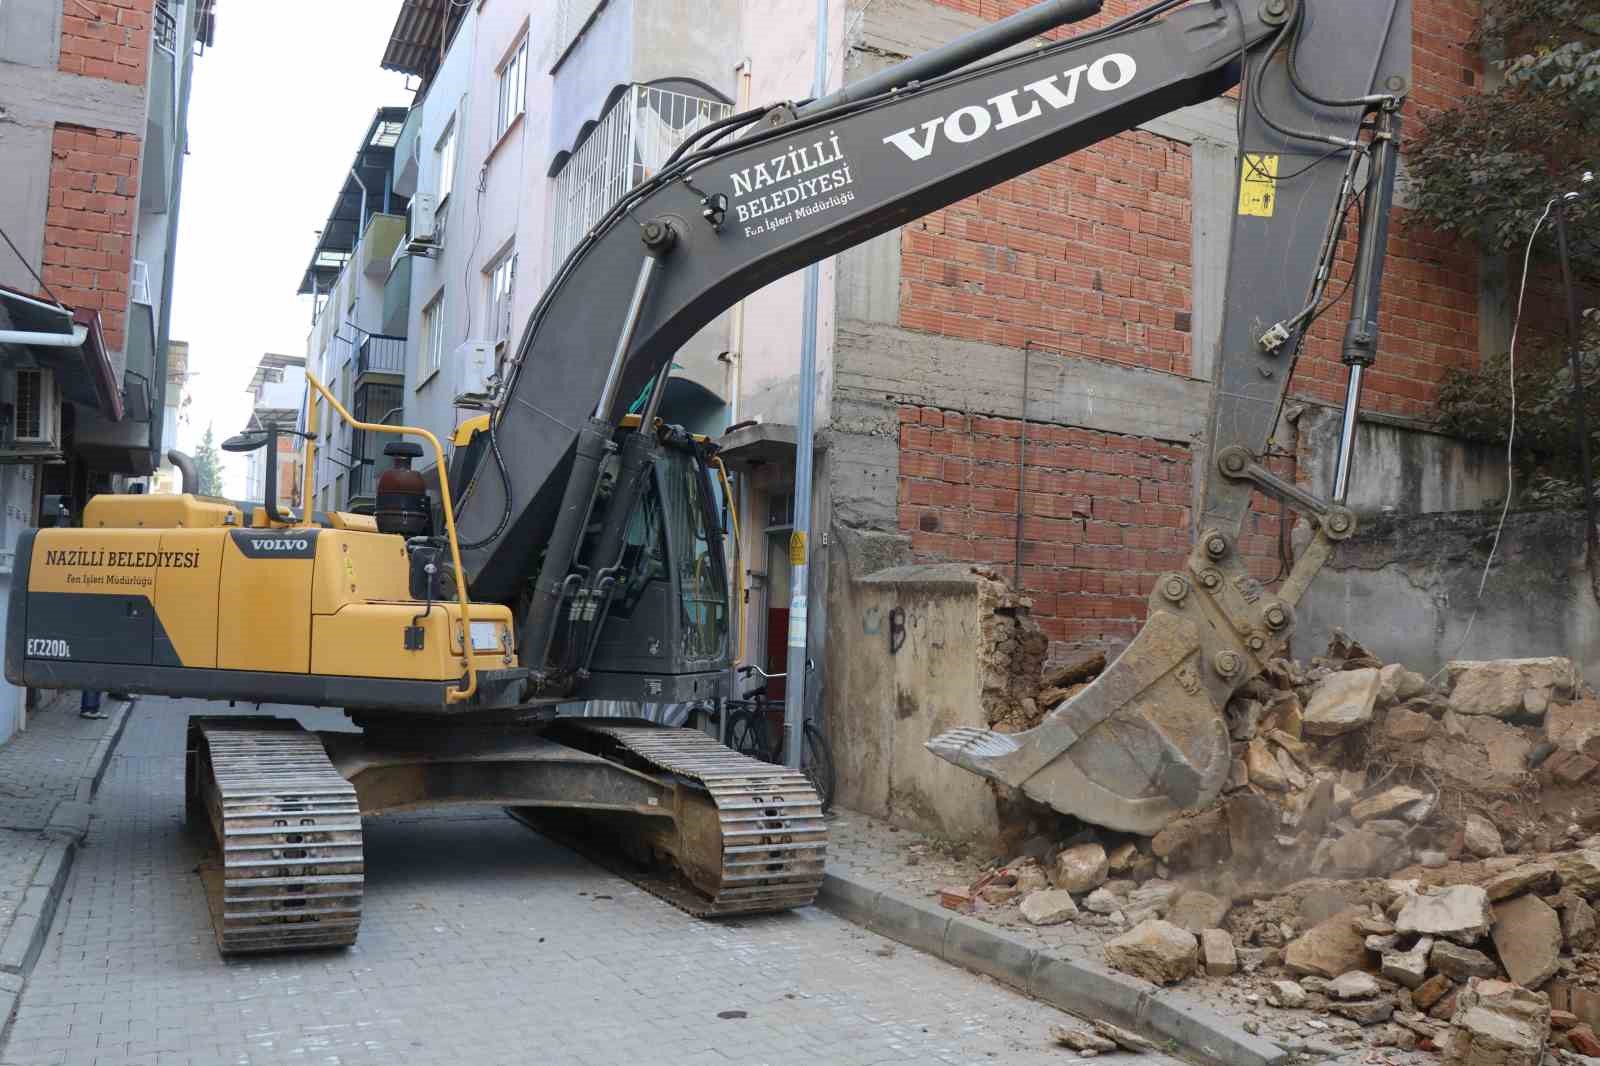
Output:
[725,707,768,759]
[801,720,836,813]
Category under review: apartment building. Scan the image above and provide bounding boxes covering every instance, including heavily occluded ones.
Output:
[148,337,190,494]
[302,1,1500,753]
[240,352,306,509]
[0,0,216,743]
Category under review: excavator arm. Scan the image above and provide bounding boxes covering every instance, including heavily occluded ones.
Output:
[452,0,1410,828]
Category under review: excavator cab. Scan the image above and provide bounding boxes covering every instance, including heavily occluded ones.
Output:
[554,423,732,704]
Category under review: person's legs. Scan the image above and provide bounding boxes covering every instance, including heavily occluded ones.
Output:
[79,690,106,719]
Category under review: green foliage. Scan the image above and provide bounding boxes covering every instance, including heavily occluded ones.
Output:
[1408,0,1600,281]
[1436,311,1600,506]
[193,423,223,498]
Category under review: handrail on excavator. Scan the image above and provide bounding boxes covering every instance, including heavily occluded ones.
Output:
[300,370,479,703]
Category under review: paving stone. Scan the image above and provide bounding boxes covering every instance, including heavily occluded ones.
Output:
[1,699,1193,1066]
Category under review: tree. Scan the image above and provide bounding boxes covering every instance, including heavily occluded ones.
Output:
[1411,0,1600,505]
[1409,0,1600,281]
[193,423,222,498]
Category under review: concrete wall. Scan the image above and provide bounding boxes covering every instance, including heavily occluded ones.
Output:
[823,529,1003,839]
[1295,510,1600,682]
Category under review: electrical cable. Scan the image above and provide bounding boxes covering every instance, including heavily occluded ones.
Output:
[1429,197,1555,681]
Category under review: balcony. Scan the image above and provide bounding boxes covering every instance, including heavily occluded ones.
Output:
[361,213,407,279]
[391,104,423,197]
[356,333,406,383]
[549,84,733,270]
[382,254,412,337]
[141,0,180,214]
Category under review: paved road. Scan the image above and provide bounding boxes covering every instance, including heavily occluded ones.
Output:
[0,699,1180,1066]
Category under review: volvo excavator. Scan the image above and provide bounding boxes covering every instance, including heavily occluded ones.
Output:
[6,0,1410,953]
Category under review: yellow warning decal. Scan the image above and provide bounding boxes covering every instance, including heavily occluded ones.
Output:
[789,531,807,566]
[1238,154,1279,217]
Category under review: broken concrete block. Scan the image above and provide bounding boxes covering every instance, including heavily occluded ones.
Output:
[1123,880,1180,923]
[1490,895,1562,990]
[1379,663,1429,707]
[1285,907,1370,979]
[1431,941,1502,981]
[1447,657,1578,719]
[1020,888,1079,926]
[1415,973,1455,1012]
[1463,814,1505,859]
[1334,998,1396,1025]
[1555,850,1600,894]
[1385,706,1437,744]
[1049,1024,1118,1053]
[1103,919,1198,985]
[1202,928,1237,977]
[1268,979,1308,1008]
[1546,697,1600,753]
[1382,936,1433,989]
[1478,861,1558,902]
[1556,891,1598,952]
[1396,885,1494,945]
[1546,748,1600,785]
[1051,843,1108,894]
[1246,738,1288,791]
[1351,785,1428,823]
[1330,970,1382,1000]
[1327,827,1397,878]
[1083,887,1120,915]
[1168,890,1230,934]
[1440,978,1551,1066]
[1104,841,1137,873]
[1304,667,1383,737]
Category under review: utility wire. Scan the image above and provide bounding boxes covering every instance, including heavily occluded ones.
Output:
[0,223,64,308]
[1430,196,1555,681]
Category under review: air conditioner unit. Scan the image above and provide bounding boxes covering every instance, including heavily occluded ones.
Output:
[0,368,62,457]
[454,340,494,397]
[406,193,439,250]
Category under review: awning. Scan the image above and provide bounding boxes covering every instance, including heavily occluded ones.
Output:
[297,107,411,296]
[0,284,123,422]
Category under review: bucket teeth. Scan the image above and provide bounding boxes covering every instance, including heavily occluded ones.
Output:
[189,718,363,954]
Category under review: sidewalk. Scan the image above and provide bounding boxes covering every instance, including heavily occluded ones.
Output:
[820,808,1304,1066]
[0,694,131,1039]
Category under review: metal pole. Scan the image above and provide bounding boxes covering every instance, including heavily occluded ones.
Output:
[784,0,830,770]
[1552,181,1599,593]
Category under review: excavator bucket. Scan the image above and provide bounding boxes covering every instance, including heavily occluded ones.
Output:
[928,529,1311,834]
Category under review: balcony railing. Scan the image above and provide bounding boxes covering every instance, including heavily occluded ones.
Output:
[550,84,733,270]
[154,0,178,53]
[356,333,406,378]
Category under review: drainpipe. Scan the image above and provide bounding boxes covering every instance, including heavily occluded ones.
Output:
[782,0,829,770]
[0,326,88,348]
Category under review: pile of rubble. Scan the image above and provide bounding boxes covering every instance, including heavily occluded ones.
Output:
[936,634,1600,1060]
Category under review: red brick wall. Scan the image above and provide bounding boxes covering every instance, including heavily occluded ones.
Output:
[40,126,140,352]
[884,0,1486,650]
[60,0,153,86]
[895,405,1290,648]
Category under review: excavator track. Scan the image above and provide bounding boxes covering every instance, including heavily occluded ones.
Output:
[514,722,827,916]
[187,718,364,954]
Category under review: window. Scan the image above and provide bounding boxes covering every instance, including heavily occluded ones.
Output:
[496,36,527,141]
[435,119,457,207]
[486,251,517,347]
[419,294,445,382]
[553,0,604,65]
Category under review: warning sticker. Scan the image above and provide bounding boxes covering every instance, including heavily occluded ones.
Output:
[789,531,807,566]
[1238,154,1279,217]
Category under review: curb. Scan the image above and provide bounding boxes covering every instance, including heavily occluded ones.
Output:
[76,699,132,803]
[0,698,132,1045]
[817,869,1286,1066]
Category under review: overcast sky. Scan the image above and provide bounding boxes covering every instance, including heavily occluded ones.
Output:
[168,0,410,495]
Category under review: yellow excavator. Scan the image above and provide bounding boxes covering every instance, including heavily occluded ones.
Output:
[7,0,1409,953]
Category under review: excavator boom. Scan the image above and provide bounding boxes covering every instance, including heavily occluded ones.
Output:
[454,0,1409,827]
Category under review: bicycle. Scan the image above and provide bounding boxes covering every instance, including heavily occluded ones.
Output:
[724,665,835,812]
